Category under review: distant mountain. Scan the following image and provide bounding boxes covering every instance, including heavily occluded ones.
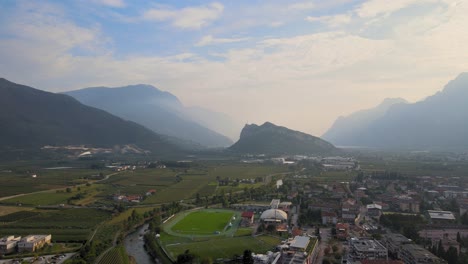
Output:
[185,106,242,141]
[65,85,233,148]
[0,78,181,155]
[229,122,337,155]
[322,98,408,145]
[323,73,468,150]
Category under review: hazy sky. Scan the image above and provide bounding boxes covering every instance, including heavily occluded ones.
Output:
[1,0,467,137]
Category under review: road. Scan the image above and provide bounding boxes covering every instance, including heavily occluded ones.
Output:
[0,253,74,264]
[314,227,331,264]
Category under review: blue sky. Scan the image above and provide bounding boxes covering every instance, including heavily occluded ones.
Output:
[0,0,467,136]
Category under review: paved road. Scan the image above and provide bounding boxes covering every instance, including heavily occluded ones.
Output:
[0,253,75,264]
[314,227,331,264]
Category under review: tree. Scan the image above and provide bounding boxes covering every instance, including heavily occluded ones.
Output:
[243,250,254,264]
[445,246,458,264]
[66,187,72,193]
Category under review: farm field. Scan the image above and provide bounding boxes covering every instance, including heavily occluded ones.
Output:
[98,246,130,264]
[165,235,281,259]
[0,208,111,242]
[0,168,110,197]
[171,210,234,235]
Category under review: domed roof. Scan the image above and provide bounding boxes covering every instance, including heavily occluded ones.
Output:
[260,209,287,221]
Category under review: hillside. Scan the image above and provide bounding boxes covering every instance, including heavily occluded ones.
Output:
[323,73,468,150]
[65,85,233,148]
[229,122,337,155]
[322,98,408,145]
[0,78,181,155]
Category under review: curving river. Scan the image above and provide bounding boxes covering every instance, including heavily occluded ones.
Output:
[124,224,155,264]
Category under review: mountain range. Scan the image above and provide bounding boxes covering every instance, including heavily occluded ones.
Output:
[0,78,181,155]
[230,122,337,155]
[323,73,468,150]
[65,85,235,148]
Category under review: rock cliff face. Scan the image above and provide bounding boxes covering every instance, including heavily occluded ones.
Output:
[230,122,337,155]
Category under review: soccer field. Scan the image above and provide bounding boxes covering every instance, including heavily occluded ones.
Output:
[171,210,235,235]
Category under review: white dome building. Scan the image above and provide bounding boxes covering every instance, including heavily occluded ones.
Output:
[260,209,288,223]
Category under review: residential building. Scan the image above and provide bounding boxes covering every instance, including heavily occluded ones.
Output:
[350,238,388,260]
[322,211,338,225]
[382,233,412,259]
[400,244,445,264]
[17,235,51,252]
[336,223,349,240]
[419,226,468,243]
[367,204,382,218]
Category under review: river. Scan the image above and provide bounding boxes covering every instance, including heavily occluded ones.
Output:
[124,224,155,264]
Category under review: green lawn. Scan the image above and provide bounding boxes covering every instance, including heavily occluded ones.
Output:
[171,210,234,234]
[165,235,280,259]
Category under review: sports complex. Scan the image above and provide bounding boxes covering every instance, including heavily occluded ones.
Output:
[160,208,282,259]
[163,208,242,237]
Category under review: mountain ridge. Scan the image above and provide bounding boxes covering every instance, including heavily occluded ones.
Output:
[0,78,182,155]
[230,122,337,155]
[65,85,234,148]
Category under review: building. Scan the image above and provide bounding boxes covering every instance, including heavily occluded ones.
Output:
[0,236,21,255]
[399,244,445,264]
[350,238,388,261]
[289,236,310,251]
[17,235,51,252]
[270,199,281,209]
[260,209,288,223]
[241,211,254,226]
[419,226,468,243]
[322,211,338,225]
[382,233,412,259]
[342,199,359,223]
[426,210,456,224]
[367,204,383,218]
[336,223,349,240]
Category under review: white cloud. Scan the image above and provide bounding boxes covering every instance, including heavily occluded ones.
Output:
[143,2,223,29]
[288,2,315,10]
[196,35,249,47]
[356,0,437,18]
[2,0,468,135]
[91,0,125,8]
[306,14,352,27]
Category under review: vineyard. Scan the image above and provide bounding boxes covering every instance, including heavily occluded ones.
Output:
[98,246,130,264]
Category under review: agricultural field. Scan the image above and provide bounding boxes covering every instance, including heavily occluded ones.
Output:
[0,168,110,197]
[170,210,236,235]
[310,170,357,183]
[0,208,111,242]
[98,246,130,264]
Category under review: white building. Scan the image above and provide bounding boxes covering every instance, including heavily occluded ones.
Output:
[17,235,51,252]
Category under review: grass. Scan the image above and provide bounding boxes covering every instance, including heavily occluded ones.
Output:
[171,210,234,234]
[0,206,34,216]
[0,168,111,198]
[165,235,281,259]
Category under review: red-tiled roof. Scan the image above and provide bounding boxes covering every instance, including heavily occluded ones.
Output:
[242,211,254,218]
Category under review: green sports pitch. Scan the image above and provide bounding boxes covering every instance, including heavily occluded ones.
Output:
[170,209,238,235]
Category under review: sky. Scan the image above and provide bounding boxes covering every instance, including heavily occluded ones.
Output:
[0,0,467,137]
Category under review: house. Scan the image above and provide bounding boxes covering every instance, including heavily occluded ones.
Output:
[17,235,51,252]
[322,211,338,225]
[342,199,359,223]
[367,203,382,218]
[241,211,254,226]
[336,223,349,240]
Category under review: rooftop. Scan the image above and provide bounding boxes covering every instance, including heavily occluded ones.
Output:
[289,236,310,250]
[427,210,456,220]
[351,238,387,252]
